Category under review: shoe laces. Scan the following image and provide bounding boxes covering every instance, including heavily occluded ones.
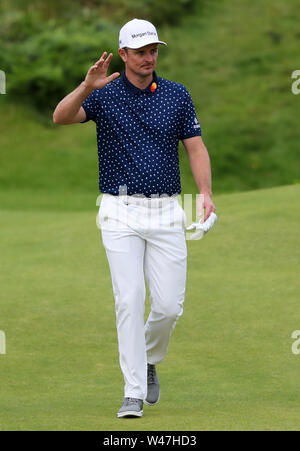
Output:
[125,397,141,405]
[148,364,156,384]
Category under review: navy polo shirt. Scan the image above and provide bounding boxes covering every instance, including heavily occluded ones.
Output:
[81,71,201,197]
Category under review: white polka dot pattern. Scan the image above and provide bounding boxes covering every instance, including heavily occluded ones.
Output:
[81,71,201,197]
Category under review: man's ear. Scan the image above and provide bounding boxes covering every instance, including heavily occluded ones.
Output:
[118,48,127,63]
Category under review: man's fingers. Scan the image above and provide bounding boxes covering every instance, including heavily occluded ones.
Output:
[204,209,211,222]
[103,53,113,65]
[90,52,113,74]
[87,66,97,74]
[108,72,120,82]
[92,52,108,68]
[204,207,215,221]
[97,52,112,68]
[203,212,218,232]
[99,51,107,61]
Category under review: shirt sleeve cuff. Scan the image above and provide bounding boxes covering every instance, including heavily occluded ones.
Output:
[80,104,90,123]
[180,130,202,140]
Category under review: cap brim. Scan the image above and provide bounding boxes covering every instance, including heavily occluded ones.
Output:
[125,40,167,49]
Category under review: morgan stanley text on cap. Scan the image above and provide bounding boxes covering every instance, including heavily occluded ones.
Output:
[119,18,167,49]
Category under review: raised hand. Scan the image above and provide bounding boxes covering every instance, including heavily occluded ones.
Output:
[83,51,120,90]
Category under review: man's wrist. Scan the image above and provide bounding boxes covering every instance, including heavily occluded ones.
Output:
[81,81,94,94]
[200,190,212,198]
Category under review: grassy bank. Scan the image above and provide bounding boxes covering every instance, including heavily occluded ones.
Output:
[0,0,299,197]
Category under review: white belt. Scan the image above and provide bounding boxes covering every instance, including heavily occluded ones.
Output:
[104,193,180,208]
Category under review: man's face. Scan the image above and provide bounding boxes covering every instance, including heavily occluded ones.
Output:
[119,44,159,77]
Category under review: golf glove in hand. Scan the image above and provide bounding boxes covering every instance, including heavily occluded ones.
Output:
[186,212,218,240]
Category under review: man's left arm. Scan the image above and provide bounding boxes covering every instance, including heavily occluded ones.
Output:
[182,136,216,221]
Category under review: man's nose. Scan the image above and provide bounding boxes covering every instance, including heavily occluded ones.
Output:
[145,53,154,63]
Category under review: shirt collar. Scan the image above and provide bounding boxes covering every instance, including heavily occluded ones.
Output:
[121,71,159,96]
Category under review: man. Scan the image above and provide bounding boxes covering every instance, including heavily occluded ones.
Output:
[53,18,216,418]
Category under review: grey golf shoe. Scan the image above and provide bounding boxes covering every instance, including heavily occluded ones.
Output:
[144,363,160,406]
[117,397,143,418]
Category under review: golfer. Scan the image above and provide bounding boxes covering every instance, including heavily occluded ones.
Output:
[53,18,216,418]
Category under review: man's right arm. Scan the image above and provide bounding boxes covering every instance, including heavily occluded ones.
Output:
[53,51,120,125]
[52,82,92,125]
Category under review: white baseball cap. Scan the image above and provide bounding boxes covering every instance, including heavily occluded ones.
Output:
[119,18,167,49]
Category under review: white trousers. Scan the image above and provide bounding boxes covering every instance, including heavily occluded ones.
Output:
[98,194,187,400]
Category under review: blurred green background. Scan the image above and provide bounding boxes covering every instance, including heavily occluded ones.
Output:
[1,0,300,432]
[1,0,299,197]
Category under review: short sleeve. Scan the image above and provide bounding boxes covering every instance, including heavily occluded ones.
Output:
[80,89,100,123]
[178,87,202,140]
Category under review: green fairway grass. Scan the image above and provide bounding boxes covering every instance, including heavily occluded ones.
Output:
[0,183,300,431]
